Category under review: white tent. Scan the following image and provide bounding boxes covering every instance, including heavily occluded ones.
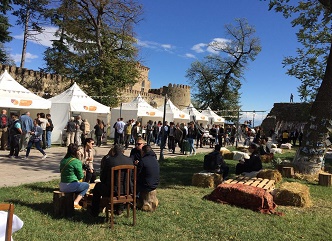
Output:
[201,106,225,126]
[111,94,163,137]
[0,70,51,112]
[49,82,110,144]
[182,103,209,125]
[157,99,190,124]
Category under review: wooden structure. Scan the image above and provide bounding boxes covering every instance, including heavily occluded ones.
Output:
[108,165,137,229]
[53,191,75,217]
[0,203,14,241]
[137,190,158,212]
[224,176,275,191]
[281,167,294,178]
[318,173,332,187]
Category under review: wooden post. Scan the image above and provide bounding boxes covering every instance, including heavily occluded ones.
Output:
[318,173,332,187]
[53,191,75,217]
[281,167,294,178]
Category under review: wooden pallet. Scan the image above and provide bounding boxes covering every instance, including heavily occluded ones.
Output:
[224,176,275,191]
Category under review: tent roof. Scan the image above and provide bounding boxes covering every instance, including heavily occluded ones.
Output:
[182,103,208,122]
[201,106,225,123]
[113,94,163,117]
[0,70,51,109]
[157,99,190,120]
[49,82,110,113]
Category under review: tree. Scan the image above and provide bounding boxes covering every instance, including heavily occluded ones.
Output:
[186,18,261,115]
[269,0,332,174]
[0,0,13,64]
[268,1,331,102]
[43,0,143,107]
[12,0,50,68]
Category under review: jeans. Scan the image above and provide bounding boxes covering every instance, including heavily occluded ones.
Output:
[46,131,52,148]
[59,181,89,197]
[187,137,195,154]
[26,140,46,157]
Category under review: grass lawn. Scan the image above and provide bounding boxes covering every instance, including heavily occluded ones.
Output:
[1,149,332,241]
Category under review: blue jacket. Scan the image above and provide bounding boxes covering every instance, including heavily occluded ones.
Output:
[20,114,33,132]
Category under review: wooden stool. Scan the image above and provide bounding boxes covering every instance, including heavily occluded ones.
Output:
[281,167,294,178]
[138,190,158,212]
[318,173,332,187]
[53,191,75,217]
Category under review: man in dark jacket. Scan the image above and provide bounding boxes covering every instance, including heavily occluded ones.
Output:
[91,144,134,216]
[203,144,229,179]
[137,145,160,193]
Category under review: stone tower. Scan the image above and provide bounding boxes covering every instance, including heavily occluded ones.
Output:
[165,84,191,110]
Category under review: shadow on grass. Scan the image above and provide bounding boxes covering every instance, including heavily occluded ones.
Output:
[23,183,57,193]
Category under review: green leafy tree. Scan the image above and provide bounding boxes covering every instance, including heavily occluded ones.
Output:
[43,0,142,107]
[12,0,50,68]
[0,1,13,64]
[186,18,261,117]
[269,0,332,174]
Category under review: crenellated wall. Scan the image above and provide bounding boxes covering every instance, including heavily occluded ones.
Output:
[0,64,192,110]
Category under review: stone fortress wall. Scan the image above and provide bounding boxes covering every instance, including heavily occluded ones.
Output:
[0,64,191,110]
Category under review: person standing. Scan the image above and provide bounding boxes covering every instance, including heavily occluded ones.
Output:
[38,113,48,149]
[167,122,176,153]
[94,119,104,147]
[23,119,47,159]
[146,120,154,146]
[46,114,53,148]
[20,112,33,152]
[174,123,183,154]
[83,138,96,183]
[91,144,134,216]
[115,117,125,145]
[187,122,197,155]
[0,109,9,150]
[66,117,76,147]
[8,113,22,158]
[124,120,132,149]
[290,93,294,102]
[75,115,83,146]
[82,119,90,144]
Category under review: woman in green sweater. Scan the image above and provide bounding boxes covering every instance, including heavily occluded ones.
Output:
[59,143,89,209]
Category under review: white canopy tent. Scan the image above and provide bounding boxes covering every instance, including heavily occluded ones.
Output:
[201,107,225,126]
[157,99,190,124]
[111,95,163,137]
[182,103,209,126]
[49,82,110,144]
[0,70,51,116]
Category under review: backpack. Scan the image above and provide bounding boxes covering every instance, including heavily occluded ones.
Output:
[1,115,7,128]
[204,152,221,171]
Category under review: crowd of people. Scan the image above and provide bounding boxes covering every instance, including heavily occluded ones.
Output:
[0,109,53,159]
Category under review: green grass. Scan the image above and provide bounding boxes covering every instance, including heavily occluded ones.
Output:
[1,152,332,241]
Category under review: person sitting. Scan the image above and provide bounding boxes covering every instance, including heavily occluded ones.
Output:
[59,143,90,210]
[129,137,145,165]
[259,137,270,155]
[235,143,263,175]
[203,144,229,179]
[90,144,134,217]
[137,145,160,194]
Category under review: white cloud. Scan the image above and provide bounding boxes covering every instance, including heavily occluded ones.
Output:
[136,39,174,52]
[11,52,38,64]
[185,53,196,59]
[191,43,206,53]
[13,26,59,47]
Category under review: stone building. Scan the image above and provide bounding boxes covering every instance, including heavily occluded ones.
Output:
[0,63,191,110]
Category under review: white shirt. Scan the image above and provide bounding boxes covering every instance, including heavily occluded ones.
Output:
[0,211,24,241]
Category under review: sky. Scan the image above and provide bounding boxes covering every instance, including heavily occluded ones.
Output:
[5,0,303,125]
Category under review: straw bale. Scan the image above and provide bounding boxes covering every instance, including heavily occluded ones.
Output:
[220,148,231,156]
[223,152,234,160]
[273,182,311,207]
[236,146,249,152]
[192,172,223,188]
[257,169,282,183]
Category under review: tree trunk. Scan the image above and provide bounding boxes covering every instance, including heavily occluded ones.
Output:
[293,41,332,175]
[20,1,30,68]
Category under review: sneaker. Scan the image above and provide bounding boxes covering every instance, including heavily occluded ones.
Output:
[74,204,82,210]
[42,154,47,159]
[22,156,28,160]
[8,155,13,159]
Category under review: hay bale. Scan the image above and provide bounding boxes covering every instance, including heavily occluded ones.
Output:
[192,172,223,188]
[273,182,311,207]
[223,152,234,160]
[271,148,283,154]
[220,148,231,156]
[233,151,250,161]
[236,146,249,152]
[261,154,273,163]
[280,143,292,149]
[257,169,282,183]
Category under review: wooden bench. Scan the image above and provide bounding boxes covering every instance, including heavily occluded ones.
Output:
[223,176,275,191]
